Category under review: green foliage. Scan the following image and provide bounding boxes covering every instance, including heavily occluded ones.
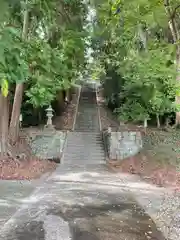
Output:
[0,0,86,109]
[88,60,105,81]
[117,49,176,121]
[25,28,85,107]
[91,0,179,125]
[0,26,29,85]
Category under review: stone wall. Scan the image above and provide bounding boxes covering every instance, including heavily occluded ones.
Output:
[31,131,66,161]
[104,130,143,160]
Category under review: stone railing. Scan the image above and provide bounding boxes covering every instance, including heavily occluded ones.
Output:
[102,127,111,161]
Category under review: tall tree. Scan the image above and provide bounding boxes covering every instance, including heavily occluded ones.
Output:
[0,0,86,156]
[90,0,178,127]
[9,0,86,143]
[9,0,29,143]
[164,0,180,124]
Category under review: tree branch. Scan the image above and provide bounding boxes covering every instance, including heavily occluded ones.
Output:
[164,0,179,42]
[171,4,180,19]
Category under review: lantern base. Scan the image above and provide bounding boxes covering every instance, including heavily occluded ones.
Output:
[44,124,55,131]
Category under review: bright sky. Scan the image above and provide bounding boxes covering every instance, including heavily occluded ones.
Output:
[85,6,96,63]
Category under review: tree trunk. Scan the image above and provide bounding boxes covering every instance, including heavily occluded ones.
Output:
[156,114,160,128]
[175,46,180,125]
[66,88,71,102]
[144,118,148,133]
[138,24,148,50]
[0,94,9,156]
[57,90,64,114]
[9,84,24,143]
[164,0,180,125]
[9,0,29,143]
[165,117,170,127]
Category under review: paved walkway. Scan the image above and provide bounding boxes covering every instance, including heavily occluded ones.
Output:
[0,180,35,226]
[0,165,170,240]
[0,83,179,239]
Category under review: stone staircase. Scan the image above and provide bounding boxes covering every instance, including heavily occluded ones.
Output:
[62,132,105,165]
[74,84,100,132]
[62,83,105,165]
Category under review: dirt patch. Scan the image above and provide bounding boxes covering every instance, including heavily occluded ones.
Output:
[109,151,180,188]
[0,157,56,180]
[108,129,180,191]
[53,86,80,130]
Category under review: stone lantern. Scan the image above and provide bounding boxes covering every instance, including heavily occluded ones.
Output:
[45,105,54,129]
[107,127,111,134]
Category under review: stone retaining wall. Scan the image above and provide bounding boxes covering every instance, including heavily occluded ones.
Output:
[30,131,66,161]
[103,130,143,160]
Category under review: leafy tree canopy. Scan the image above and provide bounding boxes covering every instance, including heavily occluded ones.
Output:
[90,0,180,126]
[0,0,87,107]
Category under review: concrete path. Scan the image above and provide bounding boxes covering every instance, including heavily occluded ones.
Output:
[0,164,169,240]
[0,180,35,226]
[0,83,179,239]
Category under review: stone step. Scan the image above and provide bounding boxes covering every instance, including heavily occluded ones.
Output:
[63,153,105,159]
[63,151,105,157]
[63,159,105,165]
[65,146,104,151]
[66,141,103,145]
[66,135,102,140]
[67,138,102,141]
[66,142,103,146]
[63,152,105,157]
[74,125,99,127]
[64,148,104,153]
[63,84,104,165]
[66,138,103,143]
[62,158,105,164]
[65,154,104,159]
[74,85,100,132]
[67,133,102,139]
[64,143,104,148]
[72,129,99,132]
[67,132,101,135]
[65,141,103,146]
[67,136,103,140]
